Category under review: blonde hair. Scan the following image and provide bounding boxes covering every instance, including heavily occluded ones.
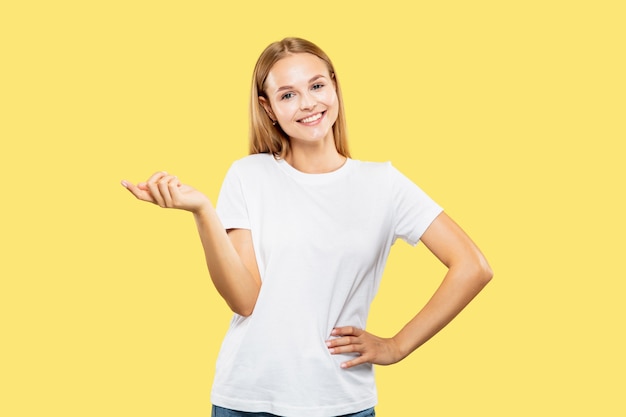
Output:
[249,37,350,158]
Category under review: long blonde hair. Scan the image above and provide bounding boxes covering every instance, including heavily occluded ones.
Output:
[249,37,350,158]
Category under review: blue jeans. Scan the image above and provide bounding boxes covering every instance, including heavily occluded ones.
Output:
[211,405,375,417]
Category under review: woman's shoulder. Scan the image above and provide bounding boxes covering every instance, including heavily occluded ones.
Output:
[347,159,401,190]
[351,159,420,189]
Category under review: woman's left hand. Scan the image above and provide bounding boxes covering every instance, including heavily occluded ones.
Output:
[326,327,402,369]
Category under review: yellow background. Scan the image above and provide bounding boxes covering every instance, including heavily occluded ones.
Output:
[1,1,624,415]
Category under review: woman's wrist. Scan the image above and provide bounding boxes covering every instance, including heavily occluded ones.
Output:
[391,329,423,362]
[192,199,214,217]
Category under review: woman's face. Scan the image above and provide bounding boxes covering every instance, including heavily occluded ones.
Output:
[261,53,339,148]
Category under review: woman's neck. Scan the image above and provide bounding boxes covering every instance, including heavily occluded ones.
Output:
[284,144,346,174]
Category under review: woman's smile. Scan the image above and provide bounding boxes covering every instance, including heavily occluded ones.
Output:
[298,111,325,125]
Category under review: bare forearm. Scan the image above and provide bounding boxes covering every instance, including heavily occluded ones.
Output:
[193,205,260,316]
[393,262,492,359]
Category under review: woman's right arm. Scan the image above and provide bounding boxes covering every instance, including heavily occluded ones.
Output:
[193,211,261,316]
[122,171,261,316]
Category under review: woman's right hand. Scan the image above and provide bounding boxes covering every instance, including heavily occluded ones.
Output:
[121,171,211,214]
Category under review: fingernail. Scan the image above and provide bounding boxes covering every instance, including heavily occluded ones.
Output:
[121,180,128,188]
[328,348,335,353]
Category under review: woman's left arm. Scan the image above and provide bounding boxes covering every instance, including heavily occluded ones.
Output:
[327,212,493,369]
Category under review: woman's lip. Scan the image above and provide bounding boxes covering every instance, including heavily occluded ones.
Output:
[297,111,325,124]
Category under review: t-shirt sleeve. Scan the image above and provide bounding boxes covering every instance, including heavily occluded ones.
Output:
[390,164,443,246]
[215,162,251,230]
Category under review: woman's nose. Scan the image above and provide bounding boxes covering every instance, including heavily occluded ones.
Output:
[299,92,316,110]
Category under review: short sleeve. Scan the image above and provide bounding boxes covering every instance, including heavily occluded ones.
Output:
[390,164,443,246]
[215,162,251,230]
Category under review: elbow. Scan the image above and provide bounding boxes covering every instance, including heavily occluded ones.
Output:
[234,305,255,318]
[473,254,493,287]
[230,302,256,317]
[221,283,261,317]
[229,296,258,318]
[449,249,493,290]
[235,309,254,318]
[456,251,492,288]
[479,264,493,286]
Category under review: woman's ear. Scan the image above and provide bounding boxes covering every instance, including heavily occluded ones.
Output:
[258,96,275,121]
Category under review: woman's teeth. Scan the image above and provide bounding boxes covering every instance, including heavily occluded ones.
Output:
[299,113,322,123]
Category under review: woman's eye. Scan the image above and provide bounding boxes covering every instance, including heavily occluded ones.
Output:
[312,83,324,90]
[281,92,295,100]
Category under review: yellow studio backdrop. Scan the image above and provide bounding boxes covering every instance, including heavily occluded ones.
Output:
[1,1,624,416]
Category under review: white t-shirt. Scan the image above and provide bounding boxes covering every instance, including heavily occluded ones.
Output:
[212,153,443,417]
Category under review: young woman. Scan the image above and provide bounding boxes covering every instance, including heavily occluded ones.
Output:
[122,37,492,417]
